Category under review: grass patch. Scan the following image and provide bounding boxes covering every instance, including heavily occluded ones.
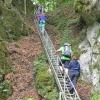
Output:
[34,52,58,100]
[90,92,100,100]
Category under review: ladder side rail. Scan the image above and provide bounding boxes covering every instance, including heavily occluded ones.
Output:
[34,20,65,93]
[66,72,81,100]
[34,21,64,75]
[38,27,71,100]
[35,19,79,99]
[43,27,81,100]
[40,32,75,100]
[34,19,81,100]
[35,19,79,100]
[35,20,63,77]
[44,29,65,72]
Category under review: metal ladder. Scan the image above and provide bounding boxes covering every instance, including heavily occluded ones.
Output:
[34,20,81,100]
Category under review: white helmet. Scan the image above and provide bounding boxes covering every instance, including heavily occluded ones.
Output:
[64,43,70,46]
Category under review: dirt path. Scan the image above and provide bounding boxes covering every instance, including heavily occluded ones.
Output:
[5,31,42,99]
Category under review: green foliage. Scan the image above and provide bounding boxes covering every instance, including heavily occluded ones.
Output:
[0,0,34,42]
[26,98,35,100]
[0,40,12,75]
[97,29,100,38]
[0,4,2,15]
[32,0,73,12]
[58,29,71,46]
[0,1,35,99]
[0,80,12,100]
[14,43,21,48]
[0,19,12,100]
[74,0,91,12]
[19,98,35,100]
[34,52,58,100]
[36,67,51,82]
[91,92,100,100]
[12,0,34,19]
[47,2,85,58]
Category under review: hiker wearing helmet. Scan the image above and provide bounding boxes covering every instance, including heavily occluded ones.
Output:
[56,43,72,75]
[65,56,80,94]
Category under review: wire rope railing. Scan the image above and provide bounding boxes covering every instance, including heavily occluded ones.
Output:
[34,19,81,100]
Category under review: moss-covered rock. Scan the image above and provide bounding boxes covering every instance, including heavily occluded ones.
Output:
[0,40,12,77]
[0,0,34,99]
[74,0,100,25]
[35,66,58,100]
[34,53,58,100]
[0,80,12,100]
[0,39,12,99]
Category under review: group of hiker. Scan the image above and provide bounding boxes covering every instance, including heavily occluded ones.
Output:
[35,4,46,34]
[35,4,80,95]
[56,43,80,94]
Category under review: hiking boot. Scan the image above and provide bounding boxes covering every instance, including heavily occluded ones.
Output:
[69,88,74,94]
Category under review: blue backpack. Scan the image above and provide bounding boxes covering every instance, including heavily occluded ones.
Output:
[62,43,71,57]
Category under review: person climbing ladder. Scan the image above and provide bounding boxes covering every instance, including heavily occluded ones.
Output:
[39,12,46,35]
[65,56,80,94]
[56,43,72,76]
[37,4,42,12]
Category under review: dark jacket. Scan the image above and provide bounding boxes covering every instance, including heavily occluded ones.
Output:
[66,60,80,73]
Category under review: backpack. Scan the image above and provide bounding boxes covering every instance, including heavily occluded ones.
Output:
[62,43,71,57]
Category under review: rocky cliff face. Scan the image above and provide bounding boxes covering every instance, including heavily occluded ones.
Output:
[75,0,100,92]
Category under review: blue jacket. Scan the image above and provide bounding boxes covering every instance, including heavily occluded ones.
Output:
[66,60,80,73]
[40,15,46,21]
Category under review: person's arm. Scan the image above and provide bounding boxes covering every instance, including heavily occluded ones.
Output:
[78,63,80,76]
[55,47,61,54]
[65,61,72,69]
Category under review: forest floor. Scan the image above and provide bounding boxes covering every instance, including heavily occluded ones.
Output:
[5,19,92,100]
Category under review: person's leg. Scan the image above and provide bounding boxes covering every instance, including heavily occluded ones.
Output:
[68,72,74,87]
[39,21,42,28]
[72,72,80,88]
[64,60,70,76]
[42,25,45,35]
[59,60,65,74]
[70,72,79,94]
[64,68,68,75]
[64,60,70,68]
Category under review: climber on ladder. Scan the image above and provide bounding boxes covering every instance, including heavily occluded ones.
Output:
[35,4,42,22]
[56,43,72,77]
[65,55,80,94]
[37,4,42,12]
[39,11,46,35]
